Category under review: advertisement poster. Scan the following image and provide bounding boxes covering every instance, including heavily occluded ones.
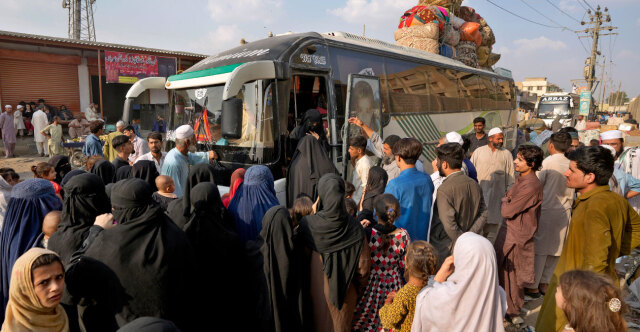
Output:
[105,51,177,84]
[579,91,591,116]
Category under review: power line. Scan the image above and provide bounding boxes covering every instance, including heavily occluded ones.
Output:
[577,0,588,11]
[484,0,571,29]
[520,0,579,31]
[544,0,582,23]
[582,0,595,11]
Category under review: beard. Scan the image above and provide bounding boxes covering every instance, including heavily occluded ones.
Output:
[437,163,446,177]
[492,142,503,149]
[382,154,395,166]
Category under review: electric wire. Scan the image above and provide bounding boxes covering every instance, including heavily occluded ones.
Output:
[544,0,582,23]
[484,0,570,29]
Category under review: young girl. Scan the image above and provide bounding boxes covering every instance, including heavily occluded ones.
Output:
[352,193,411,331]
[41,116,65,157]
[31,162,62,200]
[379,240,438,332]
[556,270,627,332]
[289,195,313,229]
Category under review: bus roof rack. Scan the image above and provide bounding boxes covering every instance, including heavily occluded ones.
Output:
[322,31,499,76]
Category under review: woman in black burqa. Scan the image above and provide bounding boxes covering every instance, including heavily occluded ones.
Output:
[290,109,330,151]
[47,173,110,266]
[131,160,159,188]
[286,135,337,207]
[166,163,230,229]
[49,155,72,184]
[298,173,370,331]
[359,166,388,214]
[80,178,198,330]
[90,160,115,185]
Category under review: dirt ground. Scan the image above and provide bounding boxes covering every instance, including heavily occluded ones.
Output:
[1,136,54,178]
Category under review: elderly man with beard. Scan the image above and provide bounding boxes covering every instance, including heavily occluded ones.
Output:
[602,129,640,214]
[429,142,487,261]
[160,125,217,197]
[348,117,424,180]
[470,127,515,243]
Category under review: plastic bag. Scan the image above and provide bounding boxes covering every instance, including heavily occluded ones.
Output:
[459,22,482,46]
[441,24,460,46]
[449,13,465,29]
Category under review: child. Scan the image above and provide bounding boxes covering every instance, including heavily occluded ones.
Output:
[31,162,62,200]
[41,210,62,249]
[352,193,411,331]
[556,270,627,332]
[152,175,177,211]
[289,195,313,228]
[41,116,65,157]
[344,198,357,219]
[379,240,439,332]
[345,181,355,200]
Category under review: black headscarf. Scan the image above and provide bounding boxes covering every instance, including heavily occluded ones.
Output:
[298,173,365,309]
[131,161,159,189]
[49,155,72,184]
[361,166,388,212]
[260,206,304,332]
[291,109,330,151]
[286,135,337,207]
[167,163,218,228]
[115,165,132,182]
[61,169,86,187]
[90,160,115,184]
[83,179,197,330]
[48,173,111,266]
[117,317,180,332]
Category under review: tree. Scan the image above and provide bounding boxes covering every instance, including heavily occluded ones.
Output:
[607,91,629,106]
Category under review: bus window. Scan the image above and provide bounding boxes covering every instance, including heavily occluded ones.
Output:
[459,73,483,111]
[477,76,496,110]
[496,78,515,110]
[384,61,432,113]
[428,67,460,112]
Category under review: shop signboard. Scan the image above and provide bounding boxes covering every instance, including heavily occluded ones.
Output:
[579,91,591,116]
[105,51,177,83]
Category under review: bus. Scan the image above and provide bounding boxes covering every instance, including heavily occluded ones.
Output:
[535,92,579,128]
[123,31,517,202]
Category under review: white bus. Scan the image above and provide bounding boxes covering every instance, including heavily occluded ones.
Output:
[123,31,516,199]
[535,92,579,128]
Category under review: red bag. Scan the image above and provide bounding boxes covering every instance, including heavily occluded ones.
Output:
[398,6,437,29]
[459,22,482,47]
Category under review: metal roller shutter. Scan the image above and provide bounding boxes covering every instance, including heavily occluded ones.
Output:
[0,59,80,113]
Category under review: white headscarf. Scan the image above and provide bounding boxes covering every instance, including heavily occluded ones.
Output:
[411,232,507,332]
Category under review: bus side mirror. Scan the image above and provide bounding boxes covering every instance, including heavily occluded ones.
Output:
[221,98,243,139]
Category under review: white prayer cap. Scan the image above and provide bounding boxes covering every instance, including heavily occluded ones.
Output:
[600,130,623,140]
[175,125,195,139]
[488,127,503,137]
[16,105,23,110]
[116,120,126,128]
[445,132,464,146]
[601,144,616,158]
[4,105,11,109]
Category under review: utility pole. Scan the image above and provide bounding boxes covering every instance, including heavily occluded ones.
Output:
[576,5,618,116]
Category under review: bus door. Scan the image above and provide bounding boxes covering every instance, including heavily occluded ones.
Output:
[342,74,384,182]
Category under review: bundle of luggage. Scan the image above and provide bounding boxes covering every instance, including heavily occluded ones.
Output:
[394,0,501,69]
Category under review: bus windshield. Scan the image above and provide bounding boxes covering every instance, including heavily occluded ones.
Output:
[172,80,276,164]
[537,102,570,120]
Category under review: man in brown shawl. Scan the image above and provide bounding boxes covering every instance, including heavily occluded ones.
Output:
[494,145,544,324]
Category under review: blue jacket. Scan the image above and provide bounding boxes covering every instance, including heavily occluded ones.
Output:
[82,134,103,157]
[385,167,434,241]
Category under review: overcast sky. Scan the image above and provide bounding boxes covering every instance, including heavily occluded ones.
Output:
[2,0,638,99]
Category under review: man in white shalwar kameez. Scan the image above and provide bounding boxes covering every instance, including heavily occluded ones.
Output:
[31,107,49,157]
[602,129,640,215]
[470,127,514,243]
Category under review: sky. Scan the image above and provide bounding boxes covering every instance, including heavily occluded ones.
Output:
[2,0,639,99]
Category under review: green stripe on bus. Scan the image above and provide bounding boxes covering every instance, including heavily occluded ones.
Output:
[167,63,244,82]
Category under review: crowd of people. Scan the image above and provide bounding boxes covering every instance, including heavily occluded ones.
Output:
[0,106,638,332]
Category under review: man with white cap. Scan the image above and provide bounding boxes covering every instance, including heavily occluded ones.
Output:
[161,124,217,197]
[103,120,126,162]
[13,105,25,137]
[470,127,515,243]
[602,129,640,213]
[0,105,17,158]
[429,141,487,260]
[31,105,49,157]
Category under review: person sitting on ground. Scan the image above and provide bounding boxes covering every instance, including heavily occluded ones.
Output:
[111,135,133,170]
[152,175,177,211]
[68,114,90,139]
[1,248,69,332]
[379,240,438,332]
[353,194,410,331]
[41,211,62,249]
[32,162,62,199]
[41,116,65,157]
[57,105,72,121]
[82,121,104,157]
[556,270,627,332]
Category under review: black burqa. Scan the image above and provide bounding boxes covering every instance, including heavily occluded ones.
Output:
[48,173,111,266]
[83,178,198,330]
[49,155,72,184]
[90,160,115,185]
[184,182,245,330]
[115,165,132,182]
[131,161,159,188]
[167,163,218,228]
[360,166,388,213]
[290,109,330,151]
[298,173,365,309]
[260,206,305,332]
[286,135,337,207]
